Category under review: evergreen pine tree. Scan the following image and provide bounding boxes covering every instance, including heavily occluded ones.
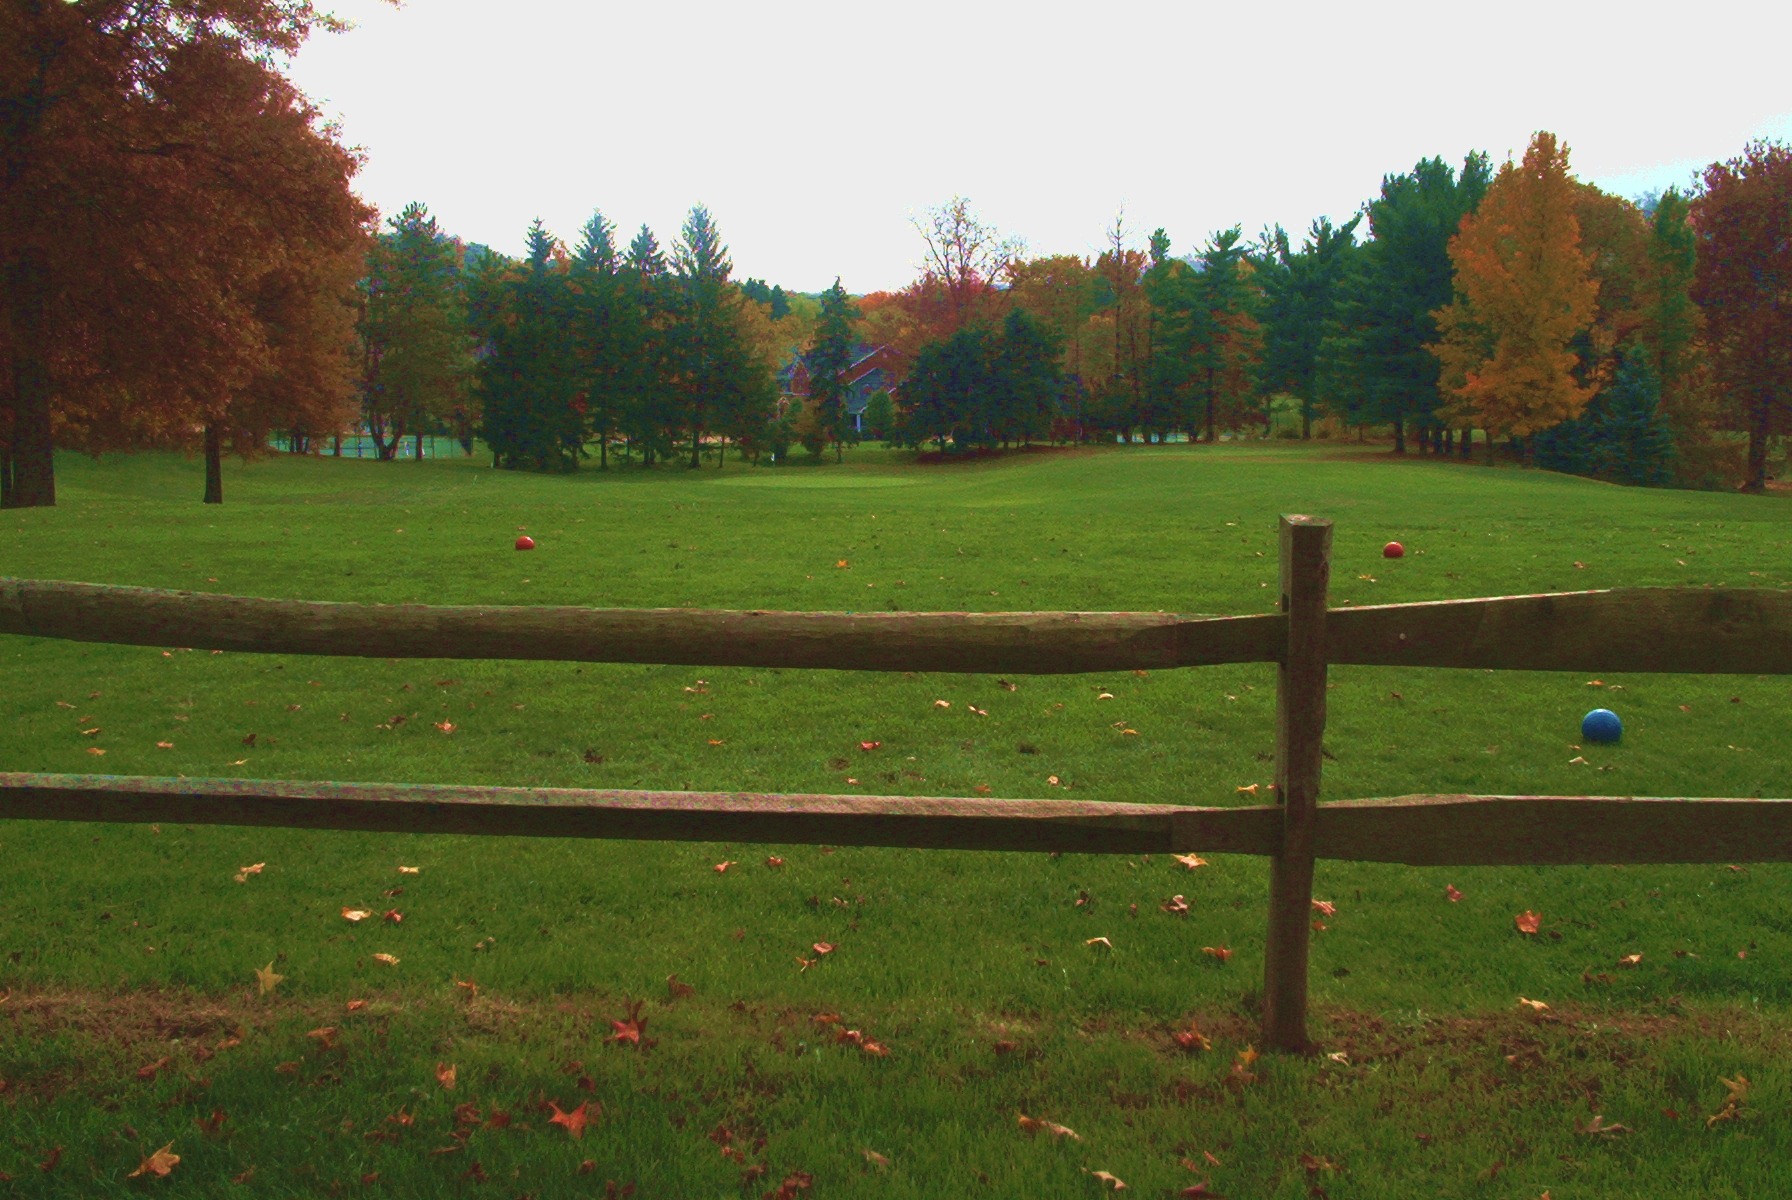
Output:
[571,210,628,469]
[992,307,1064,444]
[474,220,582,471]
[621,225,674,465]
[1255,216,1361,437]
[358,202,473,461]
[1324,154,1491,450]
[807,279,860,460]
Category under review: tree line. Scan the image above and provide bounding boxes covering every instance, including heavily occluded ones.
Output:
[865,137,1790,491]
[4,2,1789,505]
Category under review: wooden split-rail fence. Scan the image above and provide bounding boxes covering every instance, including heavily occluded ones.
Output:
[6,515,1792,1052]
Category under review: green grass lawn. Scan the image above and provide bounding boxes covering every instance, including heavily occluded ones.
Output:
[3,443,1792,1197]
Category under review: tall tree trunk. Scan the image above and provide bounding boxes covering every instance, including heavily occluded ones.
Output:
[599,432,607,470]
[1,441,12,507]
[1392,417,1406,454]
[414,431,423,463]
[332,433,342,457]
[1460,427,1474,460]
[1743,390,1771,493]
[203,422,224,504]
[4,248,55,508]
[1301,402,1312,440]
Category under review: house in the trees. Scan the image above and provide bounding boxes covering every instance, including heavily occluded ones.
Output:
[777,344,900,430]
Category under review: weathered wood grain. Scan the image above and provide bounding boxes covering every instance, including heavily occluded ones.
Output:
[1263,515,1332,1053]
[0,773,1283,856]
[1326,587,1792,675]
[0,578,1280,674]
[5,775,1789,865]
[1315,794,1792,865]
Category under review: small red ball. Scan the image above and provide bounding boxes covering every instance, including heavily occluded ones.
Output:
[515,535,535,551]
[1382,541,1404,559]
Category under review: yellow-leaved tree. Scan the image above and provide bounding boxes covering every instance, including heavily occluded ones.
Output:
[1431,132,1600,459]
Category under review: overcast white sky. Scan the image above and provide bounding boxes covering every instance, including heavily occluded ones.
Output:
[286,0,1792,293]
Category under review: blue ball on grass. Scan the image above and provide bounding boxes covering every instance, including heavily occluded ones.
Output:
[1581,708,1623,744]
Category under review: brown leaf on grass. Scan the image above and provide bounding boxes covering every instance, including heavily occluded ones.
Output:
[38,1146,62,1172]
[382,909,403,924]
[346,999,367,1012]
[608,1000,648,1046]
[1183,1152,1223,1170]
[1312,899,1337,917]
[86,747,105,755]
[1174,854,1209,869]
[1086,936,1112,950]
[1446,885,1463,902]
[859,741,881,751]
[1617,953,1643,967]
[812,942,836,956]
[862,1149,891,1167]
[578,1159,596,1174]
[230,1167,254,1184]
[1299,1153,1340,1177]
[1016,1113,1081,1141]
[1517,997,1549,1011]
[233,863,265,884]
[1084,1168,1128,1190]
[1224,1046,1259,1093]
[385,1108,414,1127]
[360,1172,379,1184]
[714,860,737,873]
[157,741,175,749]
[1708,1074,1750,1127]
[973,784,993,794]
[993,1039,1017,1055]
[767,1172,814,1200]
[435,1063,456,1090]
[667,974,696,999]
[371,952,399,966]
[341,908,372,922]
[485,1110,511,1129]
[1173,1021,1212,1052]
[126,1142,180,1178]
[1202,946,1233,963]
[861,1037,892,1057]
[275,1061,300,1076]
[550,1101,592,1139]
[764,856,785,869]
[1581,1115,1629,1137]
[1178,1186,1225,1198]
[195,1110,227,1136]
[453,1102,482,1126]
[137,1056,171,1079]
[455,979,480,998]
[1162,895,1190,915]
[305,1027,338,1050]
[1515,910,1542,935]
[398,865,420,874]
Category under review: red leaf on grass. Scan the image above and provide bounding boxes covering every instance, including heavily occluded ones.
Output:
[1446,885,1463,902]
[1515,910,1542,935]
[549,1101,593,1139]
[608,1000,648,1046]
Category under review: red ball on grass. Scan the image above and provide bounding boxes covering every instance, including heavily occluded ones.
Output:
[1382,541,1404,559]
[515,535,536,551]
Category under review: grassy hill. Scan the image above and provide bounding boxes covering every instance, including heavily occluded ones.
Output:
[2,443,1789,1196]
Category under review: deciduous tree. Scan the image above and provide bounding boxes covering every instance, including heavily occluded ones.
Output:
[1691,140,1792,492]
[1431,133,1598,455]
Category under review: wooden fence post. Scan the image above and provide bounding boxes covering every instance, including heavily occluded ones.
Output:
[1262,514,1331,1052]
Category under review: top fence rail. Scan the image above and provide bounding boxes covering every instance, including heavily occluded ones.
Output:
[4,578,1791,676]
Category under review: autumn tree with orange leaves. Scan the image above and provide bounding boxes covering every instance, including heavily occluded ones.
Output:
[1692,141,1792,493]
[0,0,369,508]
[1430,132,1600,459]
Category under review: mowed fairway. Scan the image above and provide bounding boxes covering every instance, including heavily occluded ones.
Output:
[3,443,1792,1197]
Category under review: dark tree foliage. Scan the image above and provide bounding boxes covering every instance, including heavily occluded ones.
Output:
[807,279,860,459]
[1322,154,1491,450]
[1532,347,1674,485]
[473,220,583,471]
[1254,215,1362,437]
[897,313,1064,451]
